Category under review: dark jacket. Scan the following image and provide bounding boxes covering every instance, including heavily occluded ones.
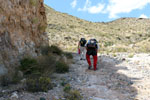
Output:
[86,43,98,56]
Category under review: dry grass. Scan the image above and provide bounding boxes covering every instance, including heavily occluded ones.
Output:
[45,5,150,53]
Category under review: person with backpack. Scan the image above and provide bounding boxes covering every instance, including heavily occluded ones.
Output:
[78,38,87,60]
[86,39,99,71]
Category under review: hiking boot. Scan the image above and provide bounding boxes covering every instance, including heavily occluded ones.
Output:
[88,66,92,69]
[94,68,98,71]
[80,58,82,60]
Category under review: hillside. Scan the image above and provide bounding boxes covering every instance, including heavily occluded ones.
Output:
[45,5,150,53]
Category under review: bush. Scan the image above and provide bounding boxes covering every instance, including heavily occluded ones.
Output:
[63,84,82,100]
[64,52,73,59]
[65,90,82,100]
[113,47,127,52]
[19,57,39,76]
[41,45,63,55]
[63,84,71,93]
[38,24,47,32]
[32,17,39,24]
[26,76,52,92]
[104,41,113,47]
[37,54,56,75]
[128,53,134,58]
[0,70,22,86]
[30,0,37,6]
[55,61,69,73]
[0,75,11,86]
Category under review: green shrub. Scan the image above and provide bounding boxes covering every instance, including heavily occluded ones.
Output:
[41,45,63,55]
[41,46,51,55]
[0,72,22,86]
[38,24,47,32]
[65,90,82,100]
[64,52,73,59]
[11,70,23,84]
[19,57,39,76]
[104,41,113,47]
[63,84,71,93]
[113,47,127,52]
[50,45,63,55]
[61,79,67,86]
[30,0,37,6]
[37,54,56,75]
[55,61,69,73]
[26,76,52,92]
[128,53,134,58]
[70,25,75,28]
[0,75,11,86]
[32,17,39,24]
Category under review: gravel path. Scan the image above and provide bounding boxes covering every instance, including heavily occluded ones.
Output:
[0,53,150,100]
[67,53,150,100]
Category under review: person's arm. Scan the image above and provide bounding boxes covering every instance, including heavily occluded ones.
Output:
[78,42,80,49]
[85,44,88,50]
[96,44,99,53]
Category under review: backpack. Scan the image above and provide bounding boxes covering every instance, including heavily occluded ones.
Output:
[80,38,87,46]
[87,39,97,49]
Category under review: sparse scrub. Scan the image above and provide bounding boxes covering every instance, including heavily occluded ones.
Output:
[19,57,39,76]
[104,41,113,47]
[30,0,37,6]
[128,53,134,58]
[41,45,63,55]
[38,24,47,32]
[61,78,67,86]
[55,61,69,73]
[113,47,127,52]
[26,76,52,92]
[45,5,150,53]
[0,70,22,86]
[18,45,71,92]
[0,74,12,86]
[63,84,71,93]
[32,17,39,24]
[70,25,75,28]
[36,54,56,75]
[64,52,73,59]
[64,90,82,100]
[63,83,83,100]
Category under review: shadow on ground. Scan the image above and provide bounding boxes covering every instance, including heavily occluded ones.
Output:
[72,52,139,100]
[94,55,139,100]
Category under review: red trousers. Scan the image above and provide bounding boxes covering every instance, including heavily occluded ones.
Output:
[86,54,97,70]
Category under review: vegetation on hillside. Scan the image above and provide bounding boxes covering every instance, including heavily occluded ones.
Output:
[0,45,73,93]
[45,4,150,53]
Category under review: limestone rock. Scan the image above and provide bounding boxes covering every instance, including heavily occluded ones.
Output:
[0,0,48,76]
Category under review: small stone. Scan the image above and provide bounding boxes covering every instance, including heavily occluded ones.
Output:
[40,97,46,100]
[11,92,18,99]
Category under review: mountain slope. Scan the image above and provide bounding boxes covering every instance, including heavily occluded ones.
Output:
[45,5,150,53]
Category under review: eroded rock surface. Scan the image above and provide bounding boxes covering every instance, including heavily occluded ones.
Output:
[0,0,48,75]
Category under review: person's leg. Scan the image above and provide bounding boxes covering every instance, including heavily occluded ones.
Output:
[86,54,91,69]
[93,55,98,70]
[82,47,86,60]
[80,47,84,60]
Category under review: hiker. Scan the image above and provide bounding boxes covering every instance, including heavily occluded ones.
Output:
[78,38,87,60]
[86,39,99,71]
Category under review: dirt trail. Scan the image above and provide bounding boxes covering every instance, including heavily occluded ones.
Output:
[68,53,150,100]
[0,53,150,100]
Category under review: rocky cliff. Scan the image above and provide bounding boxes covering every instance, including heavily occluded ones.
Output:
[0,0,48,75]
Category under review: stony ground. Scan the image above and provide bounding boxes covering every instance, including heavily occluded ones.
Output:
[0,53,150,100]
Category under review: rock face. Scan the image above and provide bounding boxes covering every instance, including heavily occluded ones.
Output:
[0,0,47,75]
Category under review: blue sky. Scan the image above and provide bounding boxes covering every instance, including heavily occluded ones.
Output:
[44,0,150,22]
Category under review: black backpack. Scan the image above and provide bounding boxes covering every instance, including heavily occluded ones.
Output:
[87,39,97,49]
[80,38,87,46]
